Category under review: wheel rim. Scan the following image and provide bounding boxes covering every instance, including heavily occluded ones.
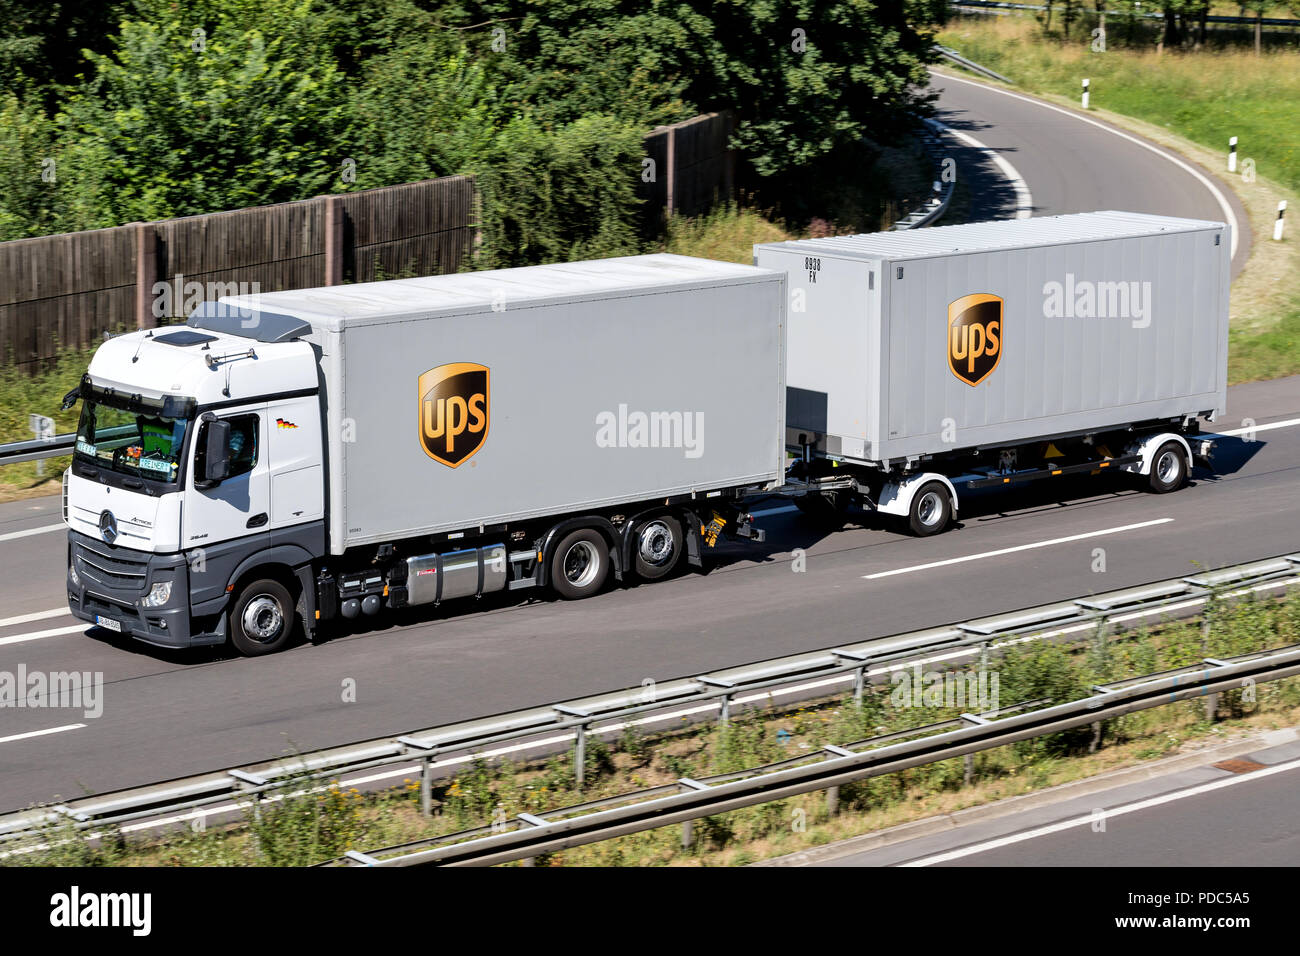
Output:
[563,541,601,588]
[917,491,944,527]
[242,594,285,643]
[637,520,675,567]
[1156,450,1180,484]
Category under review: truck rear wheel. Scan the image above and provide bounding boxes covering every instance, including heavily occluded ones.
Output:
[1147,441,1188,493]
[550,528,611,599]
[632,515,682,580]
[908,482,952,536]
[230,578,297,656]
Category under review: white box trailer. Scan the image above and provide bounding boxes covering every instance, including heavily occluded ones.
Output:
[755,210,1229,463]
[755,211,1229,534]
[220,254,788,554]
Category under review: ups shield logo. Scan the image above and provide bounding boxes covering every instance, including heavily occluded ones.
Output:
[419,363,489,467]
[948,293,1003,386]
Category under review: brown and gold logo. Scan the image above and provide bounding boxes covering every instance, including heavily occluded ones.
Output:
[418,363,489,467]
[948,293,1003,387]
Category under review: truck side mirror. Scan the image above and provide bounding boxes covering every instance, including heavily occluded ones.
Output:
[196,415,231,488]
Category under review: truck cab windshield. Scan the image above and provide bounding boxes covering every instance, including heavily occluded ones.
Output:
[73,385,196,485]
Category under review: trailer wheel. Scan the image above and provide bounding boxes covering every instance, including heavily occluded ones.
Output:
[632,515,683,581]
[1148,441,1188,493]
[550,528,611,599]
[230,578,297,656]
[908,482,952,536]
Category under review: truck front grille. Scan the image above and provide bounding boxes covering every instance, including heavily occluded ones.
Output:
[73,539,148,593]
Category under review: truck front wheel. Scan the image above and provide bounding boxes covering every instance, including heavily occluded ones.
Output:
[230,578,297,655]
[550,529,611,599]
[908,482,952,536]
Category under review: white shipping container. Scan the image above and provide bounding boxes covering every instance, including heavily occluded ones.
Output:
[755,211,1230,463]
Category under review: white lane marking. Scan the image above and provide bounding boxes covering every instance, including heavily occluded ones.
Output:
[0,723,86,745]
[749,505,798,518]
[863,518,1173,580]
[0,624,86,647]
[933,70,1240,258]
[900,755,1300,866]
[928,118,1034,219]
[1214,416,1300,438]
[0,607,70,629]
[14,575,1293,846]
[0,522,65,543]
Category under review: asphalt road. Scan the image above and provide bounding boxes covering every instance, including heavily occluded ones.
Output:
[787,731,1300,866]
[0,79,1287,811]
[931,69,1252,274]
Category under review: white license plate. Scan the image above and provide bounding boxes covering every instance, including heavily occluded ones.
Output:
[96,615,122,633]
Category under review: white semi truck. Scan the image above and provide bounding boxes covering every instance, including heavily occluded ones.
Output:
[62,212,1228,655]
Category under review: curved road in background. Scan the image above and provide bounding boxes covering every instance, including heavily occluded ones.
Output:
[0,79,1292,811]
[930,68,1252,274]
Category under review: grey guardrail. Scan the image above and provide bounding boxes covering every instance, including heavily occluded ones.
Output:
[344,641,1300,866]
[950,0,1300,28]
[3,551,1298,850]
[0,434,74,465]
[892,119,959,230]
[933,45,1011,83]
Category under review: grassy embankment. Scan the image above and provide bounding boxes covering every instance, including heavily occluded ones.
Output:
[937,14,1300,384]
[9,590,1300,867]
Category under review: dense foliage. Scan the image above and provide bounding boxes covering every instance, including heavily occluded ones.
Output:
[0,0,942,264]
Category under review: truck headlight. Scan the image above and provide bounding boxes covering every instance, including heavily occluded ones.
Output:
[69,558,80,587]
[140,580,172,608]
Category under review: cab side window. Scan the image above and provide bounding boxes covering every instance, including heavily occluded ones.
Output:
[225,414,259,478]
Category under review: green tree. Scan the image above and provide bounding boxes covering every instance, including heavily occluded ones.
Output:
[55,2,351,227]
[471,113,645,267]
[0,91,62,239]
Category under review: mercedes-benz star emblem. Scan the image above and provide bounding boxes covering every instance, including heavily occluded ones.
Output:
[98,510,118,545]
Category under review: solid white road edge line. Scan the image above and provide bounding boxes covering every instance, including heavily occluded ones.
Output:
[0,723,86,745]
[928,119,1034,219]
[933,70,1240,258]
[899,755,1300,866]
[0,607,71,629]
[0,522,66,543]
[863,518,1173,580]
[0,624,87,647]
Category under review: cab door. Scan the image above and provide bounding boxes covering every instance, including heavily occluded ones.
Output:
[182,403,271,550]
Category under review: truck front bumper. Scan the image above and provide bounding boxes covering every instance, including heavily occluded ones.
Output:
[67,530,225,650]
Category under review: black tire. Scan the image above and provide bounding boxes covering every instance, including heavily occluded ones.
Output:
[907,481,952,536]
[230,578,297,656]
[631,515,683,581]
[1147,440,1188,493]
[550,528,611,600]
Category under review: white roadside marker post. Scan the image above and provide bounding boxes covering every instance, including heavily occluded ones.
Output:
[1275,201,1287,241]
[1081,78,1090,110]
[1228,136,1238,173]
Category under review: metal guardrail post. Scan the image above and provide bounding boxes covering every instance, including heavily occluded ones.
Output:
[823,745,853,815]
[697,676,735,726]
[398,736,438,816]
[555,705,592,788]
[679,778,709,849]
